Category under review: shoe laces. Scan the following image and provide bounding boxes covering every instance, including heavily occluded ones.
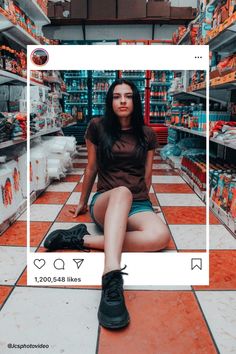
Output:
[104,266,128,302]
[60,230,90,252]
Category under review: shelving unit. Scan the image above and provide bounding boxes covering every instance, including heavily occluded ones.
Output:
[0,12,40,47]
[0,4,58,230]
[168,125,206,138]
[176,8,236,236]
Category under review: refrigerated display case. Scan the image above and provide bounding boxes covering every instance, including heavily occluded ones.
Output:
[146,70,174,144]
[148,70,173,125]
[91,70,117,117]
[63,70,89,122]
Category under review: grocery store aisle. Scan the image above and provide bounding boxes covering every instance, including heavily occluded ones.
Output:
[0,147,236,354]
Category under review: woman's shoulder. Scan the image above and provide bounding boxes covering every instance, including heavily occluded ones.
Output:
[143,125,156,136]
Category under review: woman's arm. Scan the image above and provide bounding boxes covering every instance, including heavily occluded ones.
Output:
[72,139,98,217]
[145,149,155,192]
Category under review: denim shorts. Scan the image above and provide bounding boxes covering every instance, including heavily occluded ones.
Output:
[89,191,155,229]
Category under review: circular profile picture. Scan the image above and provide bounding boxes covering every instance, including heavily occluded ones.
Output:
[31,48,49,66]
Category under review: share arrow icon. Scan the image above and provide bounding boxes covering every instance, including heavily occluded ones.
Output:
[73,259,84,270]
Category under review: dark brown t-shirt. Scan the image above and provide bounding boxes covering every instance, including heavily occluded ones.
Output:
[85,117,158,200]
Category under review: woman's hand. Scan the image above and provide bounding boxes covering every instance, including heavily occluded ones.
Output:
[69,203,88,218]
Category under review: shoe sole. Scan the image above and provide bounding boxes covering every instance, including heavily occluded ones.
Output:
[44,224,87,250]
[98,311,130,330]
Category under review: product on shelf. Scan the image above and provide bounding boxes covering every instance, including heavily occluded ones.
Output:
[181,154,206,191]
[0,156,24,224]
[0,45,27,77]
[0,0,58,45]
[210,120,236,139]
[210,160,236,220]
[0,113,27,143]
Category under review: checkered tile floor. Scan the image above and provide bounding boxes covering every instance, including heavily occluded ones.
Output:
[0,147,236,353]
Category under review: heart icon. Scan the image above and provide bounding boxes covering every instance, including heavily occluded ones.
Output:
[34,259,46,269]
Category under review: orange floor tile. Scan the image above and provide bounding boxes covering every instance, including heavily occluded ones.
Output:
[194,250,236,290]
[0,286,13,307]
[34,192,71,204]
[98,291,217,354]
[162,207,221,225]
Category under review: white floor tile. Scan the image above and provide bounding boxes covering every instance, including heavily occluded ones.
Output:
[209,225,236,249]
[66,192,81,205]
[156,193,204,206]
[0,287,100,354]
[196,291,236,354]
[68,169,85,175]
[18,204,63,222]
[152,176,185,184]
[169,225,206,250]
[126,285,191,290]
[46,182,77,192]
[153,163,171,169]
[73,158,88,163]
[0,247,26,285]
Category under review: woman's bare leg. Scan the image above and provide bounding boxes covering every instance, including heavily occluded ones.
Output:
[83,188,171,271]
[87,186,132,274]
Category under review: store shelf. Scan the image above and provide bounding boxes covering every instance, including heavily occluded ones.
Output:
[171,90,207,101]
[205,12,236,54]
[64,102,88,105]
[177,13,201,45]
[0,128,62,149]
[0,12,40,47]
[169,125,206,138]
[210,137,236,151]
[64,76,87,79]
[17,0,50,25]
[0,138,26,149]
[31,127,62,139]
[93,76,116,79]
[67,90,87,93]
[150,101,168,105]
[50,17,194,26]
[151,82,172,86]
[122,76,145,79]
[0,70,50,90]
[210,199,236,236]
[179,170,206,202]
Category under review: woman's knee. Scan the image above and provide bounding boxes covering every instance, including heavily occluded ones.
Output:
[110,186,133,203]
[145,226,171,251]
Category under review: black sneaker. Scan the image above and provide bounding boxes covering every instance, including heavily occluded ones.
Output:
[44,224,90,251]
[98,266,130,329]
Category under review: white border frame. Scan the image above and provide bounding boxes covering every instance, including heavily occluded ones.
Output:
[27,45,209,286]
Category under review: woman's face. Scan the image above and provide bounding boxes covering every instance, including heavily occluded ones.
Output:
[112,83,134,119]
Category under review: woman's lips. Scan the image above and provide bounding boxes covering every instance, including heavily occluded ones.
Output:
[119,107,128,110]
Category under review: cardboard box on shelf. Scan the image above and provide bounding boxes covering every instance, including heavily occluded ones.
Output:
[170,6,194,19]
[54,1,71,19]
[88,0,116,20]
[47,1,55,18]
[146,1,171,18]
[117,0,146,19]
[71,0,87,19]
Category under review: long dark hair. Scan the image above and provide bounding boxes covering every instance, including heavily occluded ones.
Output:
[98,78,147,166]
